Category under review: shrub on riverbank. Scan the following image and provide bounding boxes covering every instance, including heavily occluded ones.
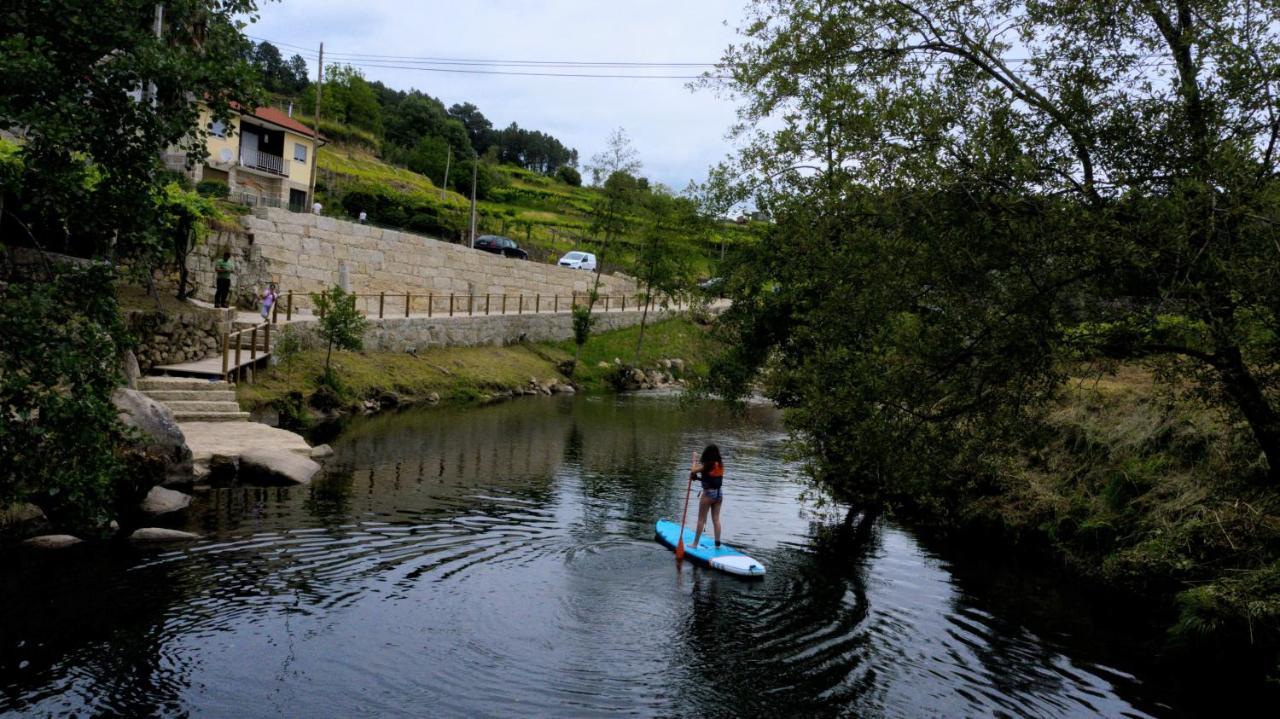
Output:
[956,366,1280,681]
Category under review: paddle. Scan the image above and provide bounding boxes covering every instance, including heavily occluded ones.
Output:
[675,452,696,560]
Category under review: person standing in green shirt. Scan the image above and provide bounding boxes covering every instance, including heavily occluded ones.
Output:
[214,251,234,308]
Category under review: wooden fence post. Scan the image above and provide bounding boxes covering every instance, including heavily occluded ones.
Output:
[428,293,433,318]
[379,291,385,319]
[249,326,258,384]
[519,295,523,314]
[287,291,293,321]
[485,294,490,315]
[234,332,242,384]
[405,293,412,317]
[536,294,540,313]
[449,294,454,317]
[221,332,230,380]
[605,295,610,312]
[502,294,507,314]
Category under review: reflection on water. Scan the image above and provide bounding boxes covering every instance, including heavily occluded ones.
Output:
[0,394,1204,717]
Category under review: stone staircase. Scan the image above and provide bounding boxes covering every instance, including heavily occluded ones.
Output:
[138,377,251,422]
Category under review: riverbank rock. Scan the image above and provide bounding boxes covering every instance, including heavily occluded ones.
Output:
[551,383,576,395]
[112,388,193,486]
[239,448,321,486]
[121,350,141,389]
[140,486,192,516]
[22,534,82,550]
[130,527,201,542]
[310,444,334,459]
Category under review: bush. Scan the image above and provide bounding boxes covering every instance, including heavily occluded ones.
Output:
[556,166,582,187]
[195,179,229,198]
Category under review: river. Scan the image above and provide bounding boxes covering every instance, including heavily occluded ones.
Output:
[1,393,1203,717]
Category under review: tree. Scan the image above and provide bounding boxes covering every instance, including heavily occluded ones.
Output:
[0,0,263,534]
[569,128,642,375]
[705,0,1280,508]
[448,102,494,155]
[556,165,582,187]
[632,190,694,363]
[310,285,368,382]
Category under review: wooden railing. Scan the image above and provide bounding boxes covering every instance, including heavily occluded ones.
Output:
[300,290,687,320]
[221,320,271,383]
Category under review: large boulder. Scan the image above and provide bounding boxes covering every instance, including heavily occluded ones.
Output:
[140,486,192,516]
[239,448,321,486]
[112,388,193,486]
[120,350,141,389]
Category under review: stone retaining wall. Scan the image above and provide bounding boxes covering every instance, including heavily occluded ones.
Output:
[284,307,679,353]
[189,208,637,312]
[127,306,231,371]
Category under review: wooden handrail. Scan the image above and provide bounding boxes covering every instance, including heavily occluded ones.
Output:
[222,320,272,384]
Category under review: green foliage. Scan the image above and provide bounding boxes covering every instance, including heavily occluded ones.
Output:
[301,65,383,136]
[250,41,309,94]
[0,262,126,534]
[195,179,230,199]
[310,285,368,379]
[0,0,262,262]
[572,304,594,349]
[707,0,1280,509]
[556,166,582,187]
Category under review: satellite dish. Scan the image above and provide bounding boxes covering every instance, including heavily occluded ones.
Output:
[219,149,233,163]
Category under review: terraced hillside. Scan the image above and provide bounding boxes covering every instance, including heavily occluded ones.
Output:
[311,141,756,278]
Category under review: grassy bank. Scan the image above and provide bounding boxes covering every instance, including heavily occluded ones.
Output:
[957,365,1280,680]
[237,316,716,417]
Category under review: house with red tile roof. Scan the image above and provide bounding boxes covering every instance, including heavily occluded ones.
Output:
[166,102,325,211]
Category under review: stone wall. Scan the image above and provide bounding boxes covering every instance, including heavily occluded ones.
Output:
[185,228,274,310]
[284,307,679,354]
[186,208,639,313]
[127,306,231,371]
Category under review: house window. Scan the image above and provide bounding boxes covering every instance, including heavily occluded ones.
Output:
[294,143,307,164]
[210,120,227,138]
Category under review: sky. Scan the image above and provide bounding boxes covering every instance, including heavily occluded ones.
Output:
[245,0,751,190]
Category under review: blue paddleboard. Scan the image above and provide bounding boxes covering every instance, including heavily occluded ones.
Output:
[654,519,766,577]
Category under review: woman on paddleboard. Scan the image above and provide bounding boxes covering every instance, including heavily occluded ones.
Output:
[690,444,725,549]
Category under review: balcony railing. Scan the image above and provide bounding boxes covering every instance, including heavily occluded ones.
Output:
[239,147,289,176]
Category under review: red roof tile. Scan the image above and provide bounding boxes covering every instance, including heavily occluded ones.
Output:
[228,101,323,140]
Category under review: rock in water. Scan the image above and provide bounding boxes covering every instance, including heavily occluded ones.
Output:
[239,448,322,486]
[140,486,192,516]
[310,444,335,459]
[130,527,201,542]
[112,388,193,485]
[22,534,82,549]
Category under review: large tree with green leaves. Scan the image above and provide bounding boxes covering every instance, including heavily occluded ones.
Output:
[0,1,263,533]
[706,0,1280,509]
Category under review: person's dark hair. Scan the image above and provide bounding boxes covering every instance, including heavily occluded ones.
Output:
[222,250,230,259]
[701,444,722,467]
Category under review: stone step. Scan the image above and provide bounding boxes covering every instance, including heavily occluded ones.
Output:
[138,377,232,391]
[172,411,251,422]
[142,389,239,402]
[162,400,245,413]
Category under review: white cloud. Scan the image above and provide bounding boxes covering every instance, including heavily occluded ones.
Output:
[247,0,749,189]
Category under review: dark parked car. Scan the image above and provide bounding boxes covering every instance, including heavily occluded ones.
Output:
[474,235,528,260]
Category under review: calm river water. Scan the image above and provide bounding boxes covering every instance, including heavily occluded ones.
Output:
[0,394,1210,717]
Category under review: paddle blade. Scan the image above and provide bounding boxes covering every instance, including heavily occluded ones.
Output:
[675,539,685,560]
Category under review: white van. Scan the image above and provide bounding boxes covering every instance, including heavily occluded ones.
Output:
[558,251,597,271]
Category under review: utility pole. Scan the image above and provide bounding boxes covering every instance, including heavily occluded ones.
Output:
[468,161,478,247]
[307,42,324,208]
[440,146,451,201]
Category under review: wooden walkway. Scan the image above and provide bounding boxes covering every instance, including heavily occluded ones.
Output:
[152,351,269,380]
